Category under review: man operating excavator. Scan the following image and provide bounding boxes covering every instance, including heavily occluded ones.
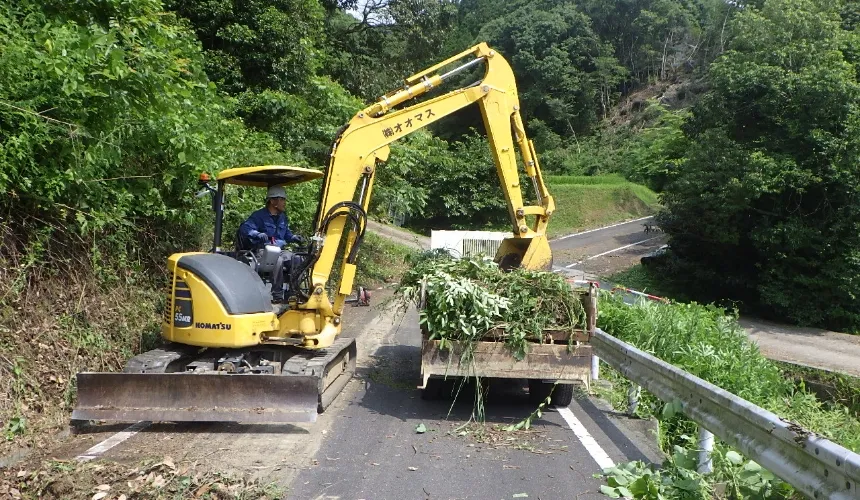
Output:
[238,185,306,303]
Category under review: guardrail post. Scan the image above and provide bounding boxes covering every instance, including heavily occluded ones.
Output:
[697,426,714,474]
[626,384,641,416]
[588,283,599,381]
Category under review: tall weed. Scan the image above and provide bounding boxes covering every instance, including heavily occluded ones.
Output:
[598,296,860,451]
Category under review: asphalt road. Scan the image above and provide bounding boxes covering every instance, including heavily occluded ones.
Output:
[57,293,662,500]
[549,216,667,282]
[290,306,661,500]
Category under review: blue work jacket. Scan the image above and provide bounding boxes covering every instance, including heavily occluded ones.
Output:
[239,207,299,249]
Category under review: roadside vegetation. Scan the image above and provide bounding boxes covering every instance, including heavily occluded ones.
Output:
[595,295,860,497]
[604,265,689,303]
[354,233,417,287]
[776,362,860,419]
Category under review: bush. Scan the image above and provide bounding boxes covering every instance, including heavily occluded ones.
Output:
[598,296,860,452]
[659,0,860,331]
[0,0,289,268]
[597,294,860,497]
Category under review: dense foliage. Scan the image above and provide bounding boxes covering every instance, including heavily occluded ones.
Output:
[658,0,860,330]
[0,0,287,266]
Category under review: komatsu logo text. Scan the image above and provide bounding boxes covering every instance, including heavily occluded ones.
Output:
[195,322,232,330]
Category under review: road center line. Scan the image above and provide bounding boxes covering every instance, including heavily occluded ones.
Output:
[553,215,654,242]
[557,407,615,470]
[565,236,662,269]
[75,421,151,462]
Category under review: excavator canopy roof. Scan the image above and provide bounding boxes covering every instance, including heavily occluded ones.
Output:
[216,165,323,187]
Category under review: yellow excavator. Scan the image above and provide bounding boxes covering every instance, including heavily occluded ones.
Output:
[73,42,555,424]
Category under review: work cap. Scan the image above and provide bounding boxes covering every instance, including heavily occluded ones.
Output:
[267,185,286,199]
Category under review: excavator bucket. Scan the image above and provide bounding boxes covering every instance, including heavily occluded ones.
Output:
[495,234,553,271]
[73,373,320,424]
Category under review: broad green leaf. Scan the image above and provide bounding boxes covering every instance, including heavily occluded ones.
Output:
[675,479,700,491]
[743,460,762,471]
[725,451,743,465]
[599,485,621,498]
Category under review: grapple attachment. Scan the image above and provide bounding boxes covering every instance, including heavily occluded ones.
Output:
[73,373,320,423]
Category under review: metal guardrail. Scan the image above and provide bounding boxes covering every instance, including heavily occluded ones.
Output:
[591,327,860,500]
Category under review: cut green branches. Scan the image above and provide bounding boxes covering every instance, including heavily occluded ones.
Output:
[396,251,586,360]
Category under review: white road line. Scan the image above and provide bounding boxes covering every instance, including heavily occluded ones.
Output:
[75,421,151,462]
[557,407,615,470]
[564,236,662,269]
[552,215,654,242]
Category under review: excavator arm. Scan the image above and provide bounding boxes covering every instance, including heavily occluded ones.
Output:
[294,43,555,348]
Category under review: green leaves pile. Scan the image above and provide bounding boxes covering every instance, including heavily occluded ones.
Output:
[396,252,586,361]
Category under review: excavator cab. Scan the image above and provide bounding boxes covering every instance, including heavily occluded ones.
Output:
[197,166,322,294]
[199,165,322,253]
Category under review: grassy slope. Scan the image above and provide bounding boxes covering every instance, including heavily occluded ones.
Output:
[355,232,417,286]
[544,175,659,238]
[604,264,688,300]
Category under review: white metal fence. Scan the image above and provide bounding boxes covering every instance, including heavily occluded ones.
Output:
[430,230,508,259]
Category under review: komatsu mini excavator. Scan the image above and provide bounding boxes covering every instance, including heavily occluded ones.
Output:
[73,42,555,424]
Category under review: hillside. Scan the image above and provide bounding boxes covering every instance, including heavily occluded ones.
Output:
[545,175,659,238]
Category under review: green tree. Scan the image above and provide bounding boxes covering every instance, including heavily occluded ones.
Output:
[578,0,739,86]
[0,0,286,266]
[477,1,620,136]
[323,0,461,102]
[167,0,364,166]
[660,0,860,330]
[167,0,327,93]
[373,131,509,231]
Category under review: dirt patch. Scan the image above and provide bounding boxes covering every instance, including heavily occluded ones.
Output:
[1,457,281,499]
[0,241,163,461]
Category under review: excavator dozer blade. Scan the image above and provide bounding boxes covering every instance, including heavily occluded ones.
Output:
[73,373,319,424]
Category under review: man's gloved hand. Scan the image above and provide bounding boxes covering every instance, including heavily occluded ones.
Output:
[292,235,308,246]
[253,233,269,244]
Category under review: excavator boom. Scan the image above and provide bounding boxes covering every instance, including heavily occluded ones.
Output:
[298,42,554,348]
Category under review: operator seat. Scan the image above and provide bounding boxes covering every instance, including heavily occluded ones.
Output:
[232,228,282,285]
